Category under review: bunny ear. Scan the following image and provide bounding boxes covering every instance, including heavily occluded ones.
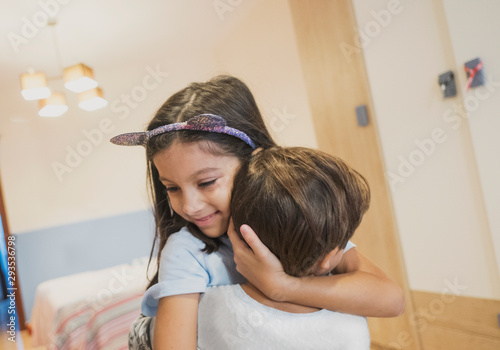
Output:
[110,132,148,146]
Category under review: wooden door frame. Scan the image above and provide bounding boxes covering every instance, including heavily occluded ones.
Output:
[288,0,421,348]
[0,172,26,330]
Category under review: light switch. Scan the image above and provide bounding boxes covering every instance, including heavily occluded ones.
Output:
[355,105,369,127]
[438,71,457,98]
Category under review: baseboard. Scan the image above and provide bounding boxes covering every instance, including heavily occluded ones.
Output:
[411,290,500,350]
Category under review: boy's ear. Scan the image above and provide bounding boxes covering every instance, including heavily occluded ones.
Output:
[319,249,336,270]
[318,247,345,272]
[251,147,263,156]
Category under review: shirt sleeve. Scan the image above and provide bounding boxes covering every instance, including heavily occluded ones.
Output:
[141,230,209,316]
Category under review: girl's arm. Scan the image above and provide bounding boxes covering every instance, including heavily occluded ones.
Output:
[153,293,200,350]
[228,224,405,317]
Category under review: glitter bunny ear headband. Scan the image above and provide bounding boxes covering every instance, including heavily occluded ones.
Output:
[110,114,256,149]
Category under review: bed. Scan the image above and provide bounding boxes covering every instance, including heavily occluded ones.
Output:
[30,257,151,350]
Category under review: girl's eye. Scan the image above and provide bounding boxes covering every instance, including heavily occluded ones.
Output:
[199,179,216,188]
[165,186,179,193]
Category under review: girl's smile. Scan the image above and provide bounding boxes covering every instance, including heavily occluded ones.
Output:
[153,140,241,238]
[193,212,218,227]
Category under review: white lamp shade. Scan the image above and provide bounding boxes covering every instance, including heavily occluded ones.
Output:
[78,87,108,111]
[20,72,51,100]
[63,63,98,93]
[38,92,68,117]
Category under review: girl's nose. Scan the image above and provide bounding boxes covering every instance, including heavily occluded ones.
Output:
[182,190,204,216]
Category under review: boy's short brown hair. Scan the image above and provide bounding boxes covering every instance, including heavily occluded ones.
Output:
[231,147,370,277]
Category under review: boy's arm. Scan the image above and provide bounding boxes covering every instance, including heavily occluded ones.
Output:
[154,293,199,350]
[228,224,405,317]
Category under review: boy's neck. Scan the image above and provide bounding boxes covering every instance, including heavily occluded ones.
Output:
[240,282,321,314]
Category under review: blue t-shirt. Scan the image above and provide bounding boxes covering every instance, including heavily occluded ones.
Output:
[141,227,246,316]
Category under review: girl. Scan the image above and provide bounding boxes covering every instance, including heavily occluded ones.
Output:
[111,75,404,349]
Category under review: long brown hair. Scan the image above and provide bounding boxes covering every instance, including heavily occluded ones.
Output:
[145,75,276,288]
[231,147,370,277]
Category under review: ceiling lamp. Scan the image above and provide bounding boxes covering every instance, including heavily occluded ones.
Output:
[18,22,107,117]
[78,87,108,111]
[20,71,51,101]
[63,63,99,93]
[38,92,68,117]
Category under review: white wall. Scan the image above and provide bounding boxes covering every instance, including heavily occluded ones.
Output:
[213,0,317,149]
[441,0,500,286]
[0,0,316,234]
[352,0,500,299]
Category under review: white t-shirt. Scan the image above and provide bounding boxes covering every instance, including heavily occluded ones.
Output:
[197,284,370,350]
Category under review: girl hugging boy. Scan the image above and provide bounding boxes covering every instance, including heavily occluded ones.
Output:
[111,75,404,350]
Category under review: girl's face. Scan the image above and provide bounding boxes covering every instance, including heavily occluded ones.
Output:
[153,140,241,238]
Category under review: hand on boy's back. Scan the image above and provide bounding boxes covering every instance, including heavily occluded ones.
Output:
[227,219,292,301]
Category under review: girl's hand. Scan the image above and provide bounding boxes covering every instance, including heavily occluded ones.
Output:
[228,221,295,301]
[229,220,405,316]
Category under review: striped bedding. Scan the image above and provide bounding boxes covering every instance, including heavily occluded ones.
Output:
[51,292,142,350]
[31,258,150,350]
